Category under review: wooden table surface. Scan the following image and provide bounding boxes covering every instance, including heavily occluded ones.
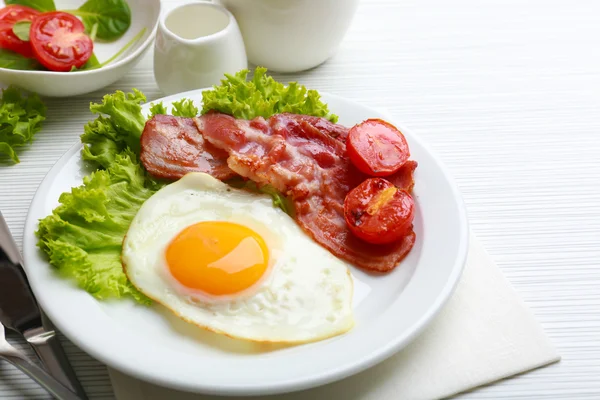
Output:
[1,0,599,398]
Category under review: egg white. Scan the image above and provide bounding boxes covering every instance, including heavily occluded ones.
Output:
[122,172,354,344]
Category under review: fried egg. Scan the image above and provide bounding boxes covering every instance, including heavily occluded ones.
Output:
[122,172,354,343]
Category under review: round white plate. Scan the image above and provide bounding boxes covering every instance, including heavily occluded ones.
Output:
[22,91,469,396]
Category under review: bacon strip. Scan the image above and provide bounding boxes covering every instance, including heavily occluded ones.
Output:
[280,113,350,142]
[387,160,417,192]
[140,115,237,181]
[195,113,416,272]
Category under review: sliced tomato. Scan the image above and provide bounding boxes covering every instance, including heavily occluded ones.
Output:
[347,119,410,177]
[0,5,40,58]
[344,177,414,245]
[29,12,93,72]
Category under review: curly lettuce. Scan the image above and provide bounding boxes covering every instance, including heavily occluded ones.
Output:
[172,99,199,117]
[148,102,168,117]
[226,178,294,217]
[148,99,198,119]
[79,89,150,170]
[0,86,46,164]
[201,67,338,122]
[36,151,155,304]
[37,90,164,304]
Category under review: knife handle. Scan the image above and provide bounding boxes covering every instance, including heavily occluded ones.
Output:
[0,213,88,399]
[2,344,83,400]
[26,316,89,400]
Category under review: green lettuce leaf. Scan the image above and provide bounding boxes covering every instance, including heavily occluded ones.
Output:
[74,0,131,41]
[0,49,43,71]
[172,99,199,117]
[81,89,146,168]
[0,86,46,164]
[148,99,198,118]
[201,67,338,122]
[149,102,167,117]
[257,184,295,217]
[227,177,295,217]
[38,90,163,304]
[37,150,155,304]
[5,0,56,12]
[80,116,123,169]
[88,89,146,156]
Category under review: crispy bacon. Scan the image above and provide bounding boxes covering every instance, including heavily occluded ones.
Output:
[195,113,416,272]
[280,113,350,142]
[139,115,237,181]
[387,160,417,192]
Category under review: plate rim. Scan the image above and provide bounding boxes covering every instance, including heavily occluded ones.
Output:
[22,89,469,395]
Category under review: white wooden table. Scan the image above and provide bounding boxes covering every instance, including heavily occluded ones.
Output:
[2,0,600,398]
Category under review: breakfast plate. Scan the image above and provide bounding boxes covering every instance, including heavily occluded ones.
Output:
[22,90,469,396]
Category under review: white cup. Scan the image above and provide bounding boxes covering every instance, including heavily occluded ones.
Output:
[154,2,247,95]
[216,0,359,73]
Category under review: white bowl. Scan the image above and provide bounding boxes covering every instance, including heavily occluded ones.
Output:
[0,0,160,97]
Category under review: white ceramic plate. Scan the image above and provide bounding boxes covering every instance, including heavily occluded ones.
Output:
[0,0,160,97]
[22,90,469,396]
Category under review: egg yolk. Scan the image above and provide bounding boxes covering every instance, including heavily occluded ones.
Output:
[165,221,269,295]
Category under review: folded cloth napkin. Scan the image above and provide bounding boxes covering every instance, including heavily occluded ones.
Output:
[108,235,560,400]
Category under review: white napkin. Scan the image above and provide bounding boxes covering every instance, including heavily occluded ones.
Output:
[108,235,560,400]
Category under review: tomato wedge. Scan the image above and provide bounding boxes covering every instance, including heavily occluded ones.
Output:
[347,119,410,177]
[30,12,93,72]
[344,177,414,245]
[0,5,40,58]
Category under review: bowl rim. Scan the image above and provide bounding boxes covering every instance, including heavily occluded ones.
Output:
[0,0,161,75]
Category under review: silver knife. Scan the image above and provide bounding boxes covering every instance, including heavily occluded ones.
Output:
[0,212,88,399]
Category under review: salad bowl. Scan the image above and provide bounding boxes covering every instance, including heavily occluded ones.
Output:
[0,0,160,97]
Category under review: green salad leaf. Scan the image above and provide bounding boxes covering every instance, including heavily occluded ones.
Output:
[37,89,163,304]
[148,99,199,118]
[149,102,167,117]
[36,151,155,304]
[0,86,46,164]
[227,178,295,217]
[12,21,31,41]
[5,0,56,12]
[80,116,126,169]
[72,53,100,72]
[201,67,338,123]
[69,0,131,41]
[0,49,42,71]
[257,184,295,217]
[172,99,199,118]
[86,88,146,157]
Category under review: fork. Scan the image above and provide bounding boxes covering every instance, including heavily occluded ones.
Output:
[0,321,82,400]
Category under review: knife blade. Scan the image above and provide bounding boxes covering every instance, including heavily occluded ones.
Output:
[0,212,88,399]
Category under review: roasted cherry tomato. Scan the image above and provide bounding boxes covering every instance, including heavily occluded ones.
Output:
[347,119,410,177]
[0,5,40,58]
[30,12,93,72]
[344,177,414,245]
